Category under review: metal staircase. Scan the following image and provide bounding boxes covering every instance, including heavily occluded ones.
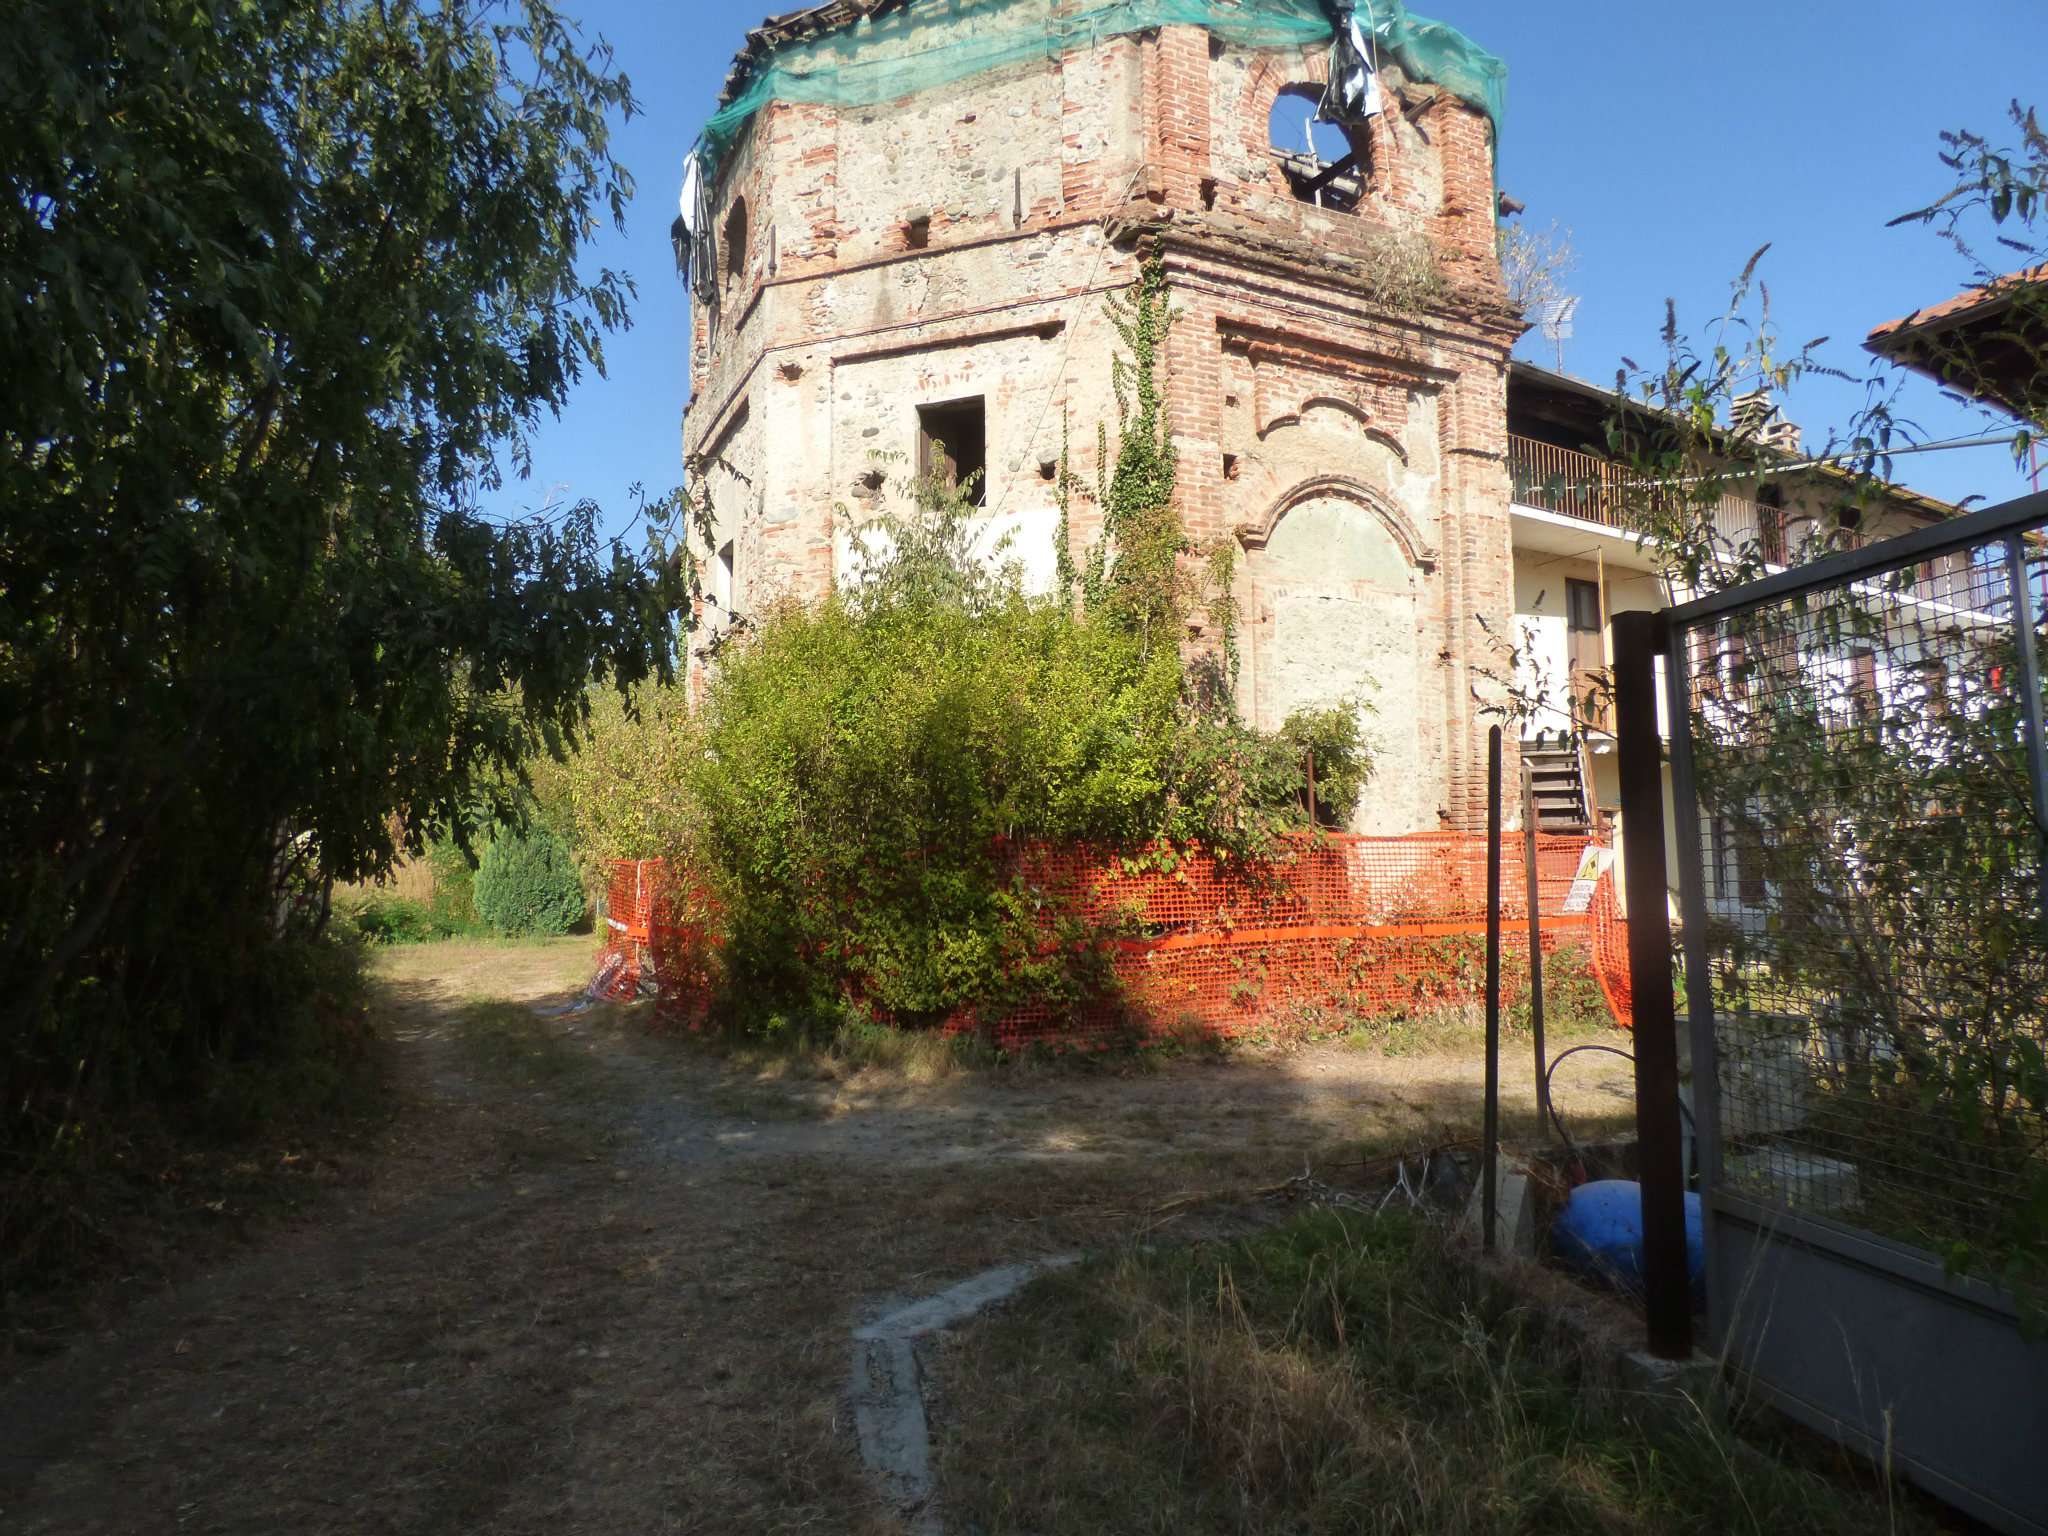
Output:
[1522,738,1592,835]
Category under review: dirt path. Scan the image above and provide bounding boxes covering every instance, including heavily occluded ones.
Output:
[0,940,1633,1535]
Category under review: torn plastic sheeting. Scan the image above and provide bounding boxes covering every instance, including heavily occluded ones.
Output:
[673,151,717,302]
[684,0,1505,190]
[1319,2,1380,126]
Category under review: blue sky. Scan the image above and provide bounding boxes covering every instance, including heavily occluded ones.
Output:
[504,0,2048,536]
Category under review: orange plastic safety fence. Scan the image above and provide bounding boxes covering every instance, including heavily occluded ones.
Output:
[594,833,1630,1045]
[1587,867,1634,1031]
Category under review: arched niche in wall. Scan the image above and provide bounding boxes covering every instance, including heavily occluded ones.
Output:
[1236,477,1438,836]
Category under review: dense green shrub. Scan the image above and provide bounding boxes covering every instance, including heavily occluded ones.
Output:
[678,257,1370,1033]
[1279,703,1374,827]
[474,829,587,937]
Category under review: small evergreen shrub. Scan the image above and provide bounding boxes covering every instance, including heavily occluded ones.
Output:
[473,828,586,937]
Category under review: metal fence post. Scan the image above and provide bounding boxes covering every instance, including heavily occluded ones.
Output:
[1609,609,1693,1361]
[1664,610,1724,1342]
[1483,725,1502,1252]
[2000,534,2048,929]
[1520,761,1549,1127]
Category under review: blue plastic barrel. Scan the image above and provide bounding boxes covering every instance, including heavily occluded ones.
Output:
[1550,1179,1705,1298]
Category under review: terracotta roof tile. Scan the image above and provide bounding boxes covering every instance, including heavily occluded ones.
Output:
[1866,264,2048,345]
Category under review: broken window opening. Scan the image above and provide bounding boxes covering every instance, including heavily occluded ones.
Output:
[1267,85,1370,213]
[724,196,748,284]
[917,398,986,508]
[716,540,736,616]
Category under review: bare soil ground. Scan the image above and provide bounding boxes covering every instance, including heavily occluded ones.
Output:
[0,939,1634,1535]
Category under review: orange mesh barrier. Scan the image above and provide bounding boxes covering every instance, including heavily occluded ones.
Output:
[594,833,1629,1044]
[1587,868,1634,1031]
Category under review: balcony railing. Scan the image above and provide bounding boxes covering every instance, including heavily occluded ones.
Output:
[1509,435,1764,551]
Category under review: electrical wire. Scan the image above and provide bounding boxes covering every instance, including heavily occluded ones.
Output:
[1543,1041,1694,1172]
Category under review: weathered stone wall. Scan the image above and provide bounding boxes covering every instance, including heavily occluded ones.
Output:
[682,6,1520,832]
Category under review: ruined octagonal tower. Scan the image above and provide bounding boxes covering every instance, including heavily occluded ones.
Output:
[681,0,1521,833]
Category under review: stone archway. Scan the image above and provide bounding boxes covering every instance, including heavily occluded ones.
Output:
[1239,480,1436,835]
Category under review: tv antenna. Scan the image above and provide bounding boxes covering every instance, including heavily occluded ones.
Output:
[1530,296,1580,373]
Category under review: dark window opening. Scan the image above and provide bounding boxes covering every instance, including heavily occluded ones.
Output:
[1757,484,1787,564]
[918,398,986,507]
[1565,578,1601,633]
[723,197,748,283]
[1709,817,1732,897]
[904,213,931,250]
[1267,85,1370,212]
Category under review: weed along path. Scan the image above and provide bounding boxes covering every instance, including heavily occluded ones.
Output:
[0,940,1632,1535]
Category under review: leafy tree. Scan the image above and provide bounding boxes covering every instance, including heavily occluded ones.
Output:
[0,2,689,1155]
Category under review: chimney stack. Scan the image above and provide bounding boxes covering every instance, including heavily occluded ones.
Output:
[1732,387,1775,439]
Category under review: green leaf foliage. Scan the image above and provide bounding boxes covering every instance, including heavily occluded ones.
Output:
[474,829,586,938]
[663,258,1373,1033]
[0,1,685,1167]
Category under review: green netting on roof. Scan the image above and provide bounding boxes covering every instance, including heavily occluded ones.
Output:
[694,0,1506,183]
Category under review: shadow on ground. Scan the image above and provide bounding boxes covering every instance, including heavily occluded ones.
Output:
[0,938,1635,1535]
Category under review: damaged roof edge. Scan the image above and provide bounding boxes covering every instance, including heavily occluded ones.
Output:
[716,1,916,112]
[703,1,1505,161]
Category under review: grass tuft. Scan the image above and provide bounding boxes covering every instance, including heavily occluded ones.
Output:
[934,1208,1926,1535]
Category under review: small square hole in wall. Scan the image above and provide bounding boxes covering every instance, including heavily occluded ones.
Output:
[1223,453,1239,481]
[1038,459,1058,482]
[1200,178,1218,210]
[904,213,931,250]
[918,397,986,507]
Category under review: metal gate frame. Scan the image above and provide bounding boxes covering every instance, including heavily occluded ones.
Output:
[1659,488,2048,1535]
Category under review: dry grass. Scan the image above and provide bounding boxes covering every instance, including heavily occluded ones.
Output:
[932,1209,1930,1536]
[2,929,1654,1535]
[335,849,438,906]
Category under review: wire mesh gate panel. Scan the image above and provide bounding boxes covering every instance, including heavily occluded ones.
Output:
[1665,491,2048,1535]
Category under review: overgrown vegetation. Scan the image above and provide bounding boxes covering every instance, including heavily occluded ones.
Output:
[574,256,1371,1036]
[1599,104,2048,1302]
[1,0,686,1289]
[936,1208,1923,1534]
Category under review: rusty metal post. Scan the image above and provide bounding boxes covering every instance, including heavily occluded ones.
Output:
[1483,725,1502,1252]
[1609,609,1693,1361]
[1521,761,1550,1128]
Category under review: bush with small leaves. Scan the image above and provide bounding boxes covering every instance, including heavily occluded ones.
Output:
[474,830,587,938]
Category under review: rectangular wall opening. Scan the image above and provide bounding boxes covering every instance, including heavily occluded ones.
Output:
[917,397,987,507]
